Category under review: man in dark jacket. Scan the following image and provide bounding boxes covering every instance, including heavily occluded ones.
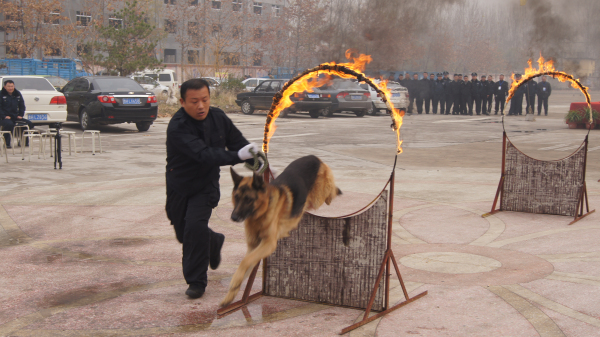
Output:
[480,75,489,115]
[165,78,258,299]
[525,79,537,114]
[432,73,445,114]
[508,74,525,116]
[462,74,473,115]
[443,71,453,115]
[471,73,483,115]
[452,74,462,115]
[418,72,430,114]
[486,75,494,114]
[406,73,419,115]
[537,75,552,116]
[494,74,509,114]
[0,80,34,148]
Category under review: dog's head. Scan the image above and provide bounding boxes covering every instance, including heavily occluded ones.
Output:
[230,167,266,222]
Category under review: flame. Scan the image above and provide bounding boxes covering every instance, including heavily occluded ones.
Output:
[262,51,404,154]
[506,54,591,122]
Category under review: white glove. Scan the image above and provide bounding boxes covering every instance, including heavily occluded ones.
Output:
[238,143,260,161]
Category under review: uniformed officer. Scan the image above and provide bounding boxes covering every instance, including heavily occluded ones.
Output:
[537,75,552,116]
[508,74,525,115]
[494,74,509,114]
[419,72,431,114]
[0,79,34,148]
[471,73,483,115]
[452,74,462,115]
[407,73,419,115]
[165,78,259,299]
[480,75,489,115]
[443,71,453,115]
[397,73,404,84]
[432,73,445,114]
[525,78,537,114]
[462,74,473,115]
[486,75,494,114]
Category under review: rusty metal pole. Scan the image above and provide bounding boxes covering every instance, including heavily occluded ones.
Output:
[385,155,397,310]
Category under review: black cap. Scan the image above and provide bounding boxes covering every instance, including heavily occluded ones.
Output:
[443,71,449,75]
[437,73,442,77]
[471,72,477,77]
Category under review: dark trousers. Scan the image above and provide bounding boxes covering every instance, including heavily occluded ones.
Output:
[473,97,482,115]
[408,96,416,114]
[453,96,461,114]
[0,118,34,146]
[432,97,443,114]
[462,96,472,115]
[445,97,453,114]
[509,97,524,115]
[175,189,220,288]
[495,95,506,114]
[538,96,549,115]
[486,96,493,113]
[423,96,431,114]
[416,97,424,114]
[526,96,535,114]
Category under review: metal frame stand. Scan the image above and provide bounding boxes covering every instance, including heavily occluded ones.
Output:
[217,156,427,334]
[52,123,63,169]
[483,132,594,225]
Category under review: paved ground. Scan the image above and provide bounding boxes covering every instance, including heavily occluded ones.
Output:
[1,89,599,336]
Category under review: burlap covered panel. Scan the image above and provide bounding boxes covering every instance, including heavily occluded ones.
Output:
[501,140,585,216]
[264,192,388,311]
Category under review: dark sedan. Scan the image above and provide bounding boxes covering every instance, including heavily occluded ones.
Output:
[235,79,286,115]
[62,76,158,131]
[290,78,372,118]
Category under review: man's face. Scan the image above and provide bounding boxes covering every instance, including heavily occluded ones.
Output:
[437,76,442,81]
[464,76,469,81]
[488,76,493,81]
[430,74,435,80]
[481,76,486,81]
[500,75,505,81]
[542,76,547,82]
[458,76,463,81]
[413,74,418,80]
[423,73,428,78]
[453,75,458,81]
[4,83,15,94]
[399,75,404,80]
[444,74,449,79]
[180,87,210,121]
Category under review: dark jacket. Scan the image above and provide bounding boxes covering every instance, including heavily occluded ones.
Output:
[481,80,491,96]
[462,80,473,98]
[537,81,552,98]
[432,79,445,98]
[419,79,431,99]
[451,80,462,96]
[471,80,483,99]
[443,78,453,99]
[494,80,509,98]
[525,81,537,98]
[166,107,249,197]
[0,88,26,119]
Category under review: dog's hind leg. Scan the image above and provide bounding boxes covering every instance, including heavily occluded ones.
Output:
[220,237,278,307]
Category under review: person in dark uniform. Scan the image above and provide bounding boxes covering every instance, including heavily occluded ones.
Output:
[407,73,419,115]
[443,71,453,115]
[428,73,435,113]
[432,73,445,114]
[537,75,552,116]
[480,75,489,115]
[508,74,525,116]
[0,79,34,148]
[397,73,404,84]
[452,74,462,115]
[418,72,430,114]
[462,74,473,115]
[525,78,537,114]
[165,78,259,299]
[494,74,509,114]
[471,73,483,115]
[486,75,494,114]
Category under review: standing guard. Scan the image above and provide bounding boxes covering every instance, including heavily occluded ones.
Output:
[471,73,483,115]
[462,74,473,115]
[537,75,552,116]
[494,74,509,115]
[443,71,453,115]
[432,73,445,115]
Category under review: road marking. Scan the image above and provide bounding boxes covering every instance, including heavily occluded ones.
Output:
[246,132,318,141]
[432,117,491,123]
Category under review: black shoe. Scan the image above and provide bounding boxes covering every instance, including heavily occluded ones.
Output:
[5,144,11,149]
[210,232,225,270]
[185,284,205,299]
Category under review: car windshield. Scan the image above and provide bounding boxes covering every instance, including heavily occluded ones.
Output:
[332,80,362,90]
[4,78,56,91]
[46,77,68,87]
[93,78,144,91]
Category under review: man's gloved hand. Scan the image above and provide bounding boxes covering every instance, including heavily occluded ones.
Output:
[238,143,260,161]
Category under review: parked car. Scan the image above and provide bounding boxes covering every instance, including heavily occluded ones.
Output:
[131,75,170,97]
[0,75,67,124]
[61,76,158,131]
[241,77,268,92]
[235,79,285,115]
[290,77,372,118]
[360,80,409,116]
[35,75,69,91]
[133,69,178,95]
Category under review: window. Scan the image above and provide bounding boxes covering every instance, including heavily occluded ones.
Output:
[45,9,60,25]
[232,25,241,39]
[253,28,262,40]
[46,46,61,57]
[3,77,56,91]
[188,22,199,37]
[253,53,262,66]
[164,0,175,4]
[188,50,200,64]
[232,0,242,11]
[212,24,222,37]
[223,52,240,65]
[77,44,91,57]
[93,78,143,91]
[190,0,198,5]
[164,49,177,63]
[7,11,22,23]
[212,0,221,9]
[76,11,91,26]
[271,4,280,17]
[159,73,174,81]
[165,20,177,33]
[255,80,269,92]
[253,2,262,15]
[109,16,123,29]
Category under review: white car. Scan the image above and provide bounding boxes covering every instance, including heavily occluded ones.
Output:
[0,75,67,124]
[131,75,170,97]
[360,80,409,116]
[241,77,268,92]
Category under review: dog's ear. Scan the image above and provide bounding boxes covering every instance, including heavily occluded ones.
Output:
[252,172,265,191]
[230,167,243,188]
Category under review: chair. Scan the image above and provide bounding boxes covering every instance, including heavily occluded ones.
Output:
[41,129,57,157]
[13,124,29,148]
[21,130,44,161]
[0,136,8,163]
[0,129,14,155]
[80,130,102,155]
[60,131,77,156]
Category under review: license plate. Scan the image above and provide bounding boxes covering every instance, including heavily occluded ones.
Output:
[392,93,400,97]
[307,93,319,99]
[351,95,363,100]
[28,114,48,121]
[123,98,141,104]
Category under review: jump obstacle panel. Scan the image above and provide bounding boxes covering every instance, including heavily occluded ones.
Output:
[486,132,594,224]
[264,192,388,311]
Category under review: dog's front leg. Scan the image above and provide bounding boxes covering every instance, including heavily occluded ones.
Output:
[220,236,278,307]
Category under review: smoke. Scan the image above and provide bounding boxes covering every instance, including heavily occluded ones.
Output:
[525,0,573,60]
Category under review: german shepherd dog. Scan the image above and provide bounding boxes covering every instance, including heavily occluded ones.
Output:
[221,155,342,307]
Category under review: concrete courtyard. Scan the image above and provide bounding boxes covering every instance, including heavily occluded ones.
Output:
[1,89,599,336]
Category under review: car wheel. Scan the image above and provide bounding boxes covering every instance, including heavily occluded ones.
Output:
[308,110,320,118]
[161,90,169,98]
[355,110,366,117]
[368,103,378,116]
[241,100,254,115]
[321,107,334,117]
[136,121,152,132]
[79,109,93,131]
